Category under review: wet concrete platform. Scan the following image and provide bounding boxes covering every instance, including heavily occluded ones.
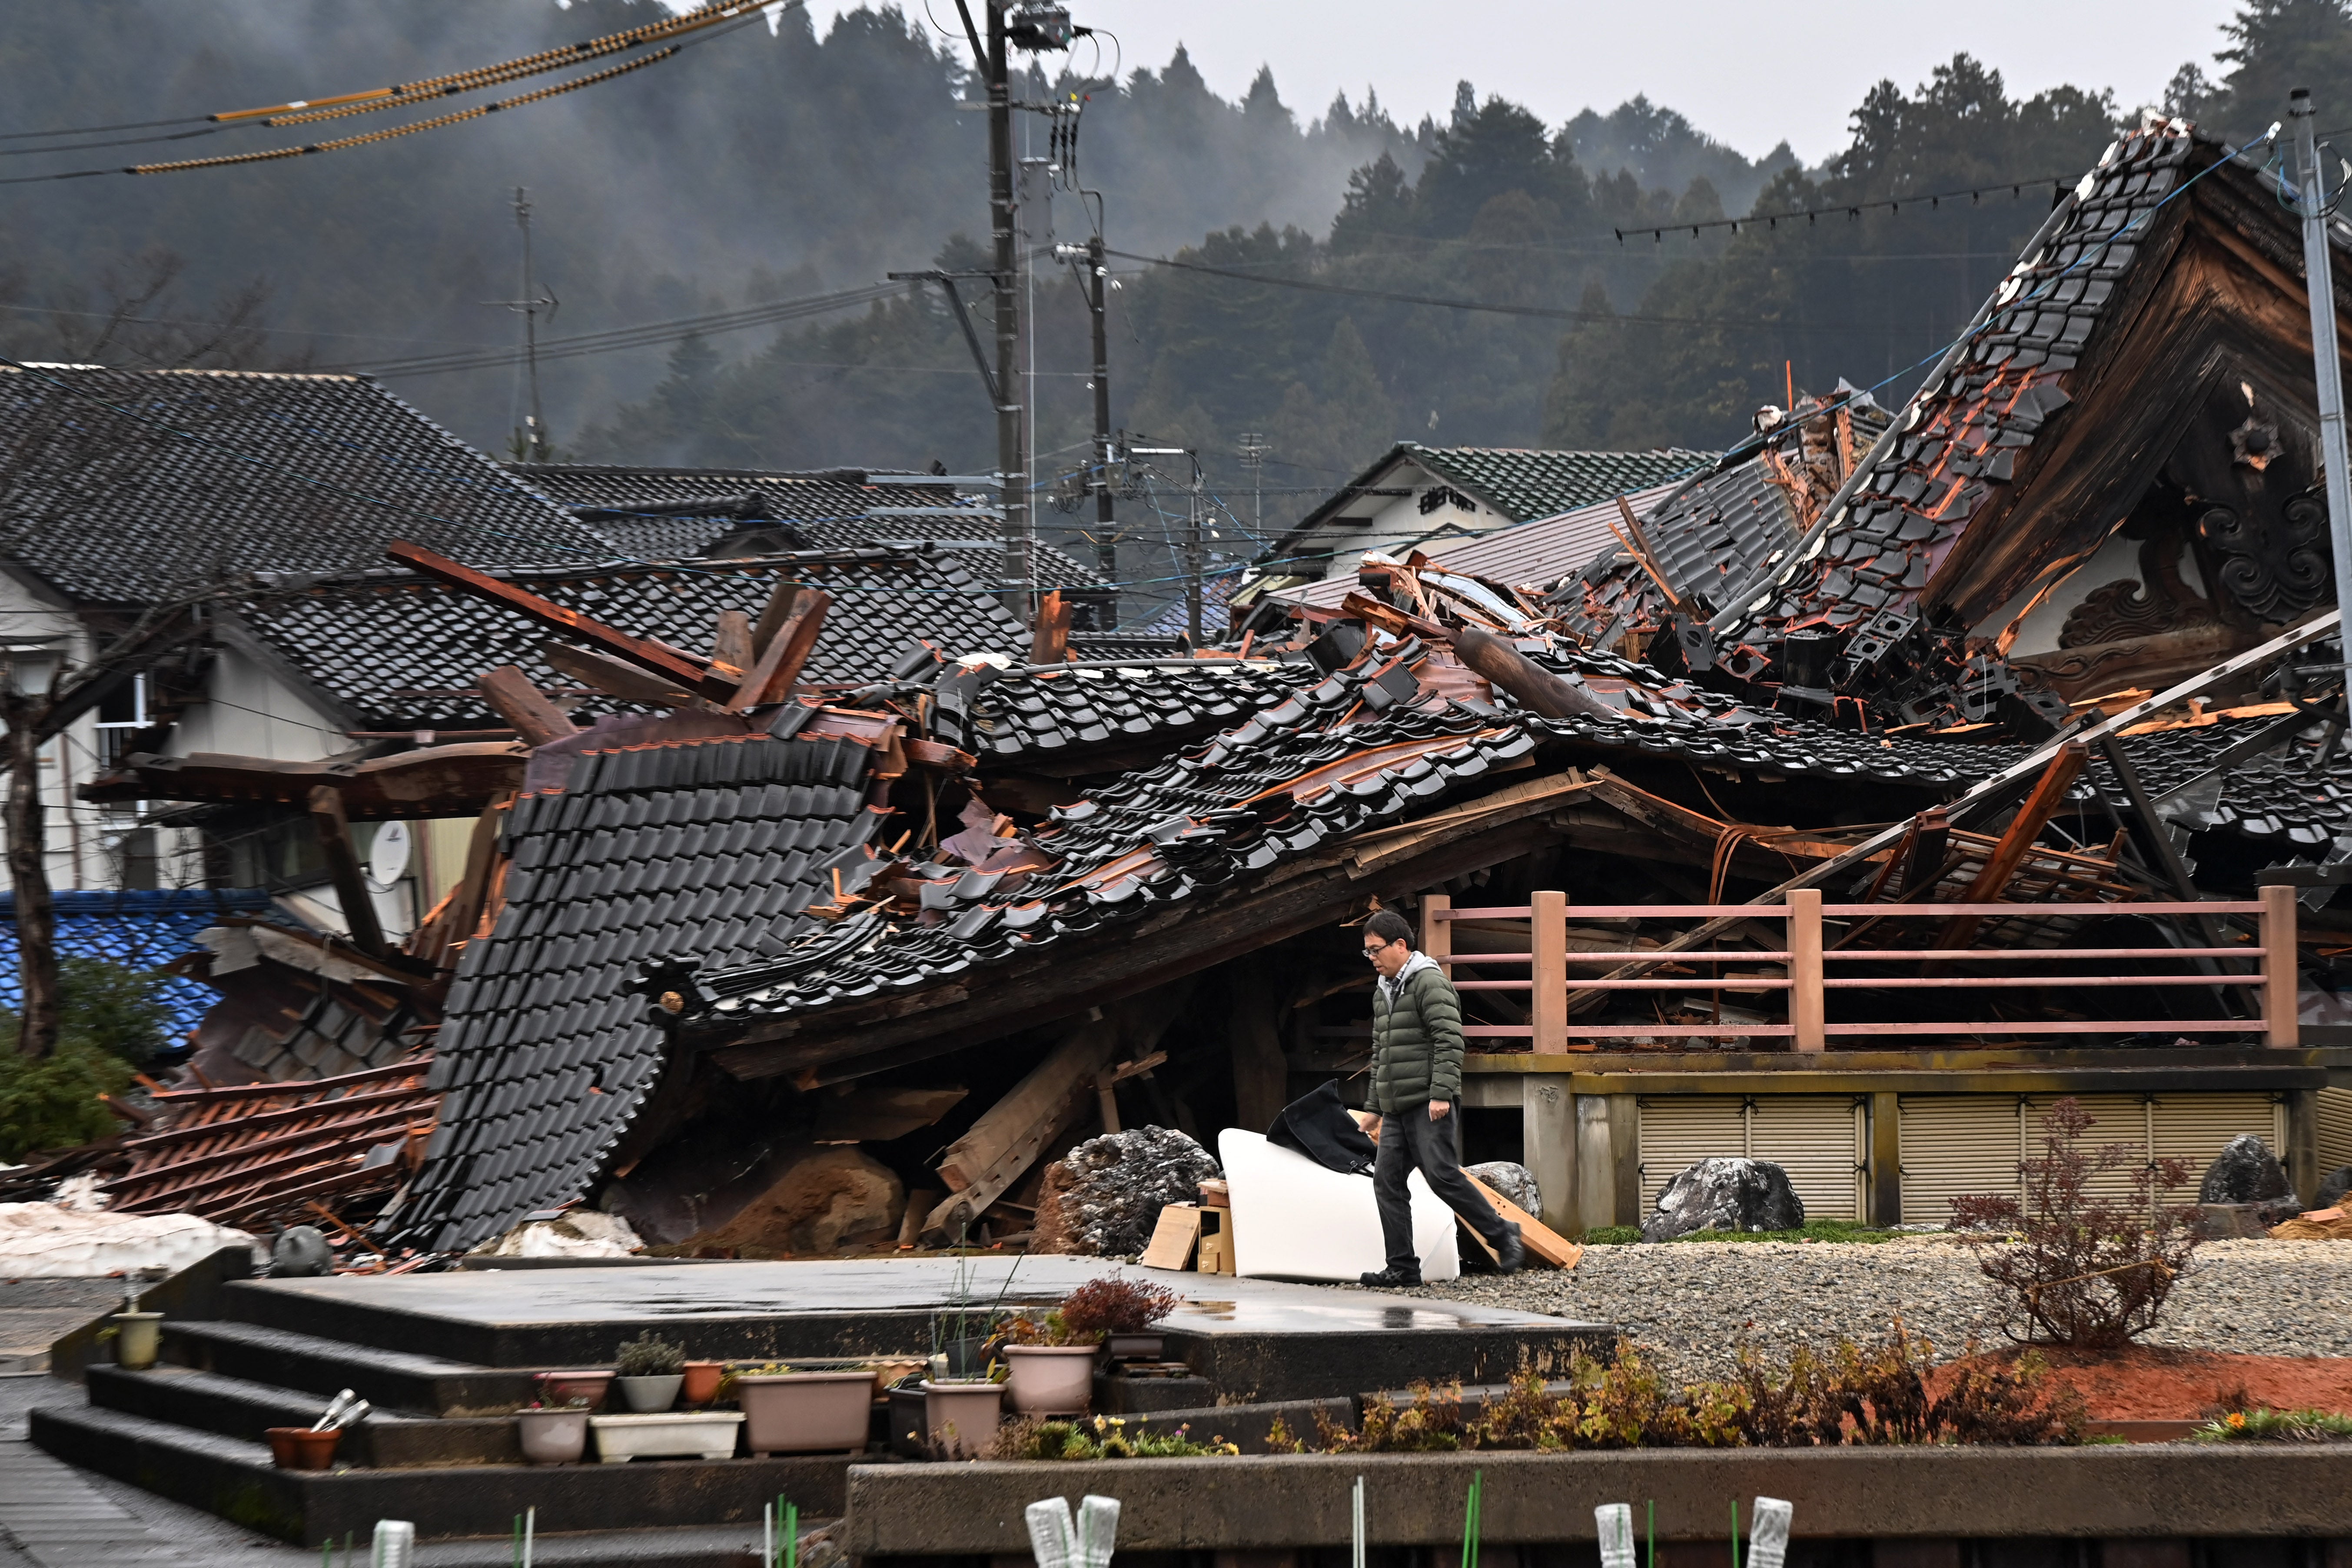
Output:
[228,1259,1613,1403]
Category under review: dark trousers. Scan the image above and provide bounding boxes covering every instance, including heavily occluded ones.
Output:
[1374,1104,1512,1272]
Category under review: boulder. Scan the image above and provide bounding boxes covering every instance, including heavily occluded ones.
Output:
[2197,1134,2292,1205]
[269,1226,334,1277]
[1467,1161,1542,1215]
[2315,1164,2352,1210]
[1642,1157,1804,1242]
[1031,1126,1219,1256]
[682,1147,904,1256]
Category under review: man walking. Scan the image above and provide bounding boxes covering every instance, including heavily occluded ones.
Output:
[1357,908,1522,1287]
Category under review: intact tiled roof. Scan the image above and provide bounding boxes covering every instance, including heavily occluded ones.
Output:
[1411,445,1712,523]
[511,462,1113,593]
[233,548,1030,730]
[396,728,884,1252]
[0,888,272,1033]
[0,369,611,605]
[1279,482,1683,611]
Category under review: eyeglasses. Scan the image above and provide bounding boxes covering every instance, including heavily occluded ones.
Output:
[1362,944,1392,960]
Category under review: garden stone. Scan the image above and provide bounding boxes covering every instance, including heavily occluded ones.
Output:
[1467,1161,1541,1215]
[2197,1134,2292,1205]
[1641,1157,1804,1242]
[2315,1165,2352,1210]
[1035,1126,1219,1256]
[268,1225,334,1277]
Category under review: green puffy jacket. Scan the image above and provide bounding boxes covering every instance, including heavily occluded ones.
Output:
[1370,956,1464,1114]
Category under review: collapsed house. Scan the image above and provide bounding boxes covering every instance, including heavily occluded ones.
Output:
[57,117,2352,1258]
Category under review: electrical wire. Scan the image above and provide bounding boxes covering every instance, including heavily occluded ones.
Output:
[0,1,794,186]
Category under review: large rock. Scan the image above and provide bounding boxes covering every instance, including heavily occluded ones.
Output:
[2315,1164,2352,1210]
[683,1147,904,1256]
[1642,1157,1804,1242]
[1032,1126,1219,1256]
[1467,1161,1541,1215]
[2197,1134,2292,1205]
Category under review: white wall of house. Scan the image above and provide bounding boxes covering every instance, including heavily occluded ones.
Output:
[1290,460,1511,584]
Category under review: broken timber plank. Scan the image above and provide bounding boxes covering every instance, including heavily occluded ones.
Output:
[1027,590,1072,665]
[1932,742,2086,950]
[388,540,731,699]
[1466,1174,1581,1269]
[923,1021,1120,1243]
[306,785,388,960]
[543,641,698,707]
[731,588,832,709]
[711,610,754,680]
[1139,1203,1203,1270]
[475,664,578,747]
[748,578,801,660]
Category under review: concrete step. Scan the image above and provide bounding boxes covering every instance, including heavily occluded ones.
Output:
[86,1363,525,1468]
[161,1319,532,1416]
[410,1522,837,1567]
[31,1401,857,1548]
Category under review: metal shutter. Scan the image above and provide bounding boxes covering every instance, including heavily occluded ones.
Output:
[1749,1096,1865,1221]
[2319,1087,2352,1177]
[2022,1095,2149,1209]
[2149,1094,2285,1197]
[1636,1096,1747,1209]
[1898,1096,2020,1225]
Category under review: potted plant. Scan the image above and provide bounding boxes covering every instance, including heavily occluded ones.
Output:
[918,1375,1005,1458]
[727,1362,876,1455]
[614,1331,685,1413]
[265,1426,343,1470]
[516,1401,591,1465]
[109,1310,164,1371]
[1063,1277,1181,1362]
[533,1369,614,1411]
[998,1316,1100,1417]
[680,1359,726,1406]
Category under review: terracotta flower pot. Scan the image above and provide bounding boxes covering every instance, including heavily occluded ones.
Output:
[1003,1345,1097,1415]
[919,1379,1004,1458]
[266,1426,343,1471]
[680,1361,725,1406]
[112,1312,163,1372]
[517,1406,591,1465]
[533,1370,613,1411]
[735,1371,873,1455]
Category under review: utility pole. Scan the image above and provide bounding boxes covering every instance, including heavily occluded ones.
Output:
[1237,431,1269,539]
[985,2,1027,618]
[1131,445,1203,640]
[488,187,558,463]
[1055,233,1117,623]
[2293,88,2352,662]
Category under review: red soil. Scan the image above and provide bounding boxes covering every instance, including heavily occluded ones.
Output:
[1947,1345,2352,1421]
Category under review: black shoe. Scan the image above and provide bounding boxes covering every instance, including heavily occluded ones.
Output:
[1358,1264,1422,1289]
[1495,1223,1525,1276]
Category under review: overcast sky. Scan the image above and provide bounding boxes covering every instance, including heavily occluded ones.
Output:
[812,0,2251,166]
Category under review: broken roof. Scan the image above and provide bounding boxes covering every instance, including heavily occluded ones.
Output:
[230,548,1030,731]
[1287,443,1709,537]
[0,888,272,1033]
[0,368,611,605]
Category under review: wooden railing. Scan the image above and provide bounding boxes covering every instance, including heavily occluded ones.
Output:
[1422,887,2299,1053]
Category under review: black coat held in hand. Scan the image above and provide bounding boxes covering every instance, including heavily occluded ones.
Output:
[1370,956,1464,1115]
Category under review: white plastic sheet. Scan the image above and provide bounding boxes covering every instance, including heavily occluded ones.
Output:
[0,1197,252,1278]
[1216,1129,1459,1282]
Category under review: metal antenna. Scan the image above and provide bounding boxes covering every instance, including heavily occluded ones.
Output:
[486,186,559,462]
[2292,88,2352,727]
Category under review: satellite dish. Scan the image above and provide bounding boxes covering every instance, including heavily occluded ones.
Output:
[364,820,411,892]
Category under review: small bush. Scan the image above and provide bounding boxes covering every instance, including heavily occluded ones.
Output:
[993,1415,1237,1459]
[1581,1226,1641,1245]
[1303,1323,2078,1452]
[1057,1277,1180,1339]
[0,1042,132,1161]
[615,1331,685,1377]
[2190,1408,2352,1443]
[1674,1219,1897,1245]
[0,957,176,1068]
[1949,1097,2199,1349]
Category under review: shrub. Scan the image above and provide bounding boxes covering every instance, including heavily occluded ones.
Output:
[1302,1324,2078,1453]
[993,1415,1237,1459]
[0,1042,132,1161]
[0,956,176,1068]
[1581,1226,1641,1245]
[1057,1277,1180,1339]
[615,1331,685,1377]
[1948,1097,2199,1349]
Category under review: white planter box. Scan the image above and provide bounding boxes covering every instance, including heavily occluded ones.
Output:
[590,1411,744,1463]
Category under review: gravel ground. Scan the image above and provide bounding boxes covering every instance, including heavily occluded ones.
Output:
[1396,1237,2352,1383]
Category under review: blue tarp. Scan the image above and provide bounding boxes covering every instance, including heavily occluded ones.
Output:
[0,888,274,1033]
